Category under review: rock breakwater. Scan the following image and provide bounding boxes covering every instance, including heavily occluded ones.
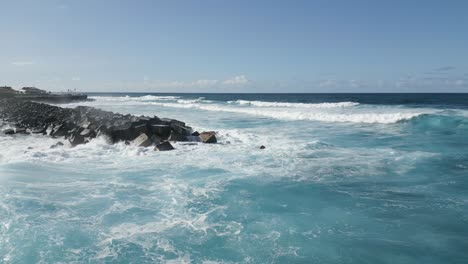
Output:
[0,99,216,150]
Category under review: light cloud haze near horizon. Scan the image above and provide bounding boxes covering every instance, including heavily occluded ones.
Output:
[1,0,467,93]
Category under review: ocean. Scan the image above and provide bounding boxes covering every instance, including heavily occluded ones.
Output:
[1,93,467,263]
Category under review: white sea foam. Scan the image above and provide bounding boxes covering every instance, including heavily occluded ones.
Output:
[176,97,213,104]
[64,95,435,124]
[90,95,180,102]
[136,101,425,124]
[228,100,360,108]
[83,95,428,124]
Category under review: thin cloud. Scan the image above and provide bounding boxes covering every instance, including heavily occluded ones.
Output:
[223,75,249,85]
[192,79,218,86]
[11,61,35,66]
[349,79,363,88]
[103,75,251,91]
[318,79,337,88]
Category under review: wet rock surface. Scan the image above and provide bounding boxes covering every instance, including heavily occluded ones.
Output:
[199,131,217,144]
[154,141,175,151]
[0,99,218,150]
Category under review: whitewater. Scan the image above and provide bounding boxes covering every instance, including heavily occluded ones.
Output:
[1,93,467,263]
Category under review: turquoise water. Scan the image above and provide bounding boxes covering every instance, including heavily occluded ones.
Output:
[1,94,467,263]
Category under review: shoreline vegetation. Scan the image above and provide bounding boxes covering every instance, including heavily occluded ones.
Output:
[0,98,217,151]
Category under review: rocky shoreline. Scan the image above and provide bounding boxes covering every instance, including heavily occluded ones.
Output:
[0,98,217,151]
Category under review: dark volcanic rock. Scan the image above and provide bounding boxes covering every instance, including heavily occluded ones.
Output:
[50,124,70,137]
[0,98,216,149]
[161,118,185,127]
[3,128,14,135]
[260,145,266,149]
[149,124,171,138]
[154,141,175,151]
[171,123,192,136]
[199,131,217,144]
[110,123,134,143]
[69,131,86,147]
[168,130,188,142]
[133,123,148,135]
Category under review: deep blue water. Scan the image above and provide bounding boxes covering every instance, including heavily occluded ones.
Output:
[1,93,467,263]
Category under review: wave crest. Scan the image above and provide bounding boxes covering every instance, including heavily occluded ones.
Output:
[90,95,180,102]
[145,102,423,124]
[228,100,360,108]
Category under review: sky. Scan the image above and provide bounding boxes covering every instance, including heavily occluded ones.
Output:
[0,0,467,93]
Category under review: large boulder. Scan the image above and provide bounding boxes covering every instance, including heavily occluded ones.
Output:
[3,128,14,135]
[50,124,71,137]
[168,130,188,142]
[132,123,149,138]
[131,133,152,147]
[109,123,133,142]
[154,141,175,151]
[149,124,171,138]
[14,127,27,134]
[148,116,162,125]
[150,134,162,145]
[199,131,217,143]
[171,123,192,136]
[69,133,86,146]
[68,128,87,146]
[161,118,185,127]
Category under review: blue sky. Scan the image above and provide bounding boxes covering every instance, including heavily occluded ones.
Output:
[1,0,467,92]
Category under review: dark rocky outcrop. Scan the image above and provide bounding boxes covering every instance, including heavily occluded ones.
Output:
[0,98,218,151]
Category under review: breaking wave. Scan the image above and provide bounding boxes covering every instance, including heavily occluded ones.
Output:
[138,102,425,124]
[228,100,360,108]
[91,95,181,102]
[80,96,431,124]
